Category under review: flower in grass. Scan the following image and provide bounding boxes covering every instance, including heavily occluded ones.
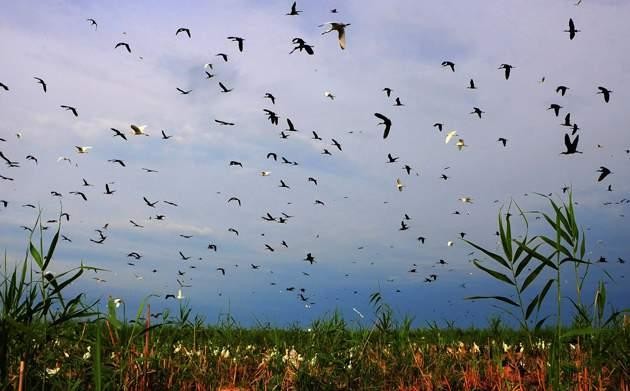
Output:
[83,346,91,361]
[45,367,60,376]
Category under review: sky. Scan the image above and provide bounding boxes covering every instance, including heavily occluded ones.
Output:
[0,0,629,328]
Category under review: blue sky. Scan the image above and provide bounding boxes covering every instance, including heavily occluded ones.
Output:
[1,0,629,327]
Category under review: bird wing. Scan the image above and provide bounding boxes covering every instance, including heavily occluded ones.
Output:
[338,28,346,49]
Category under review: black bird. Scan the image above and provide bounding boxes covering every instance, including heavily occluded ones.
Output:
[433,123,443,132]
[251,264,260,269]
[142,168,158,173]
[218,81,233,93]
[264,93,276,104]
[331,139,342,151]
[597,86,612,103]
[176,88,192,94]
[61,234,72,242]
[322,148,332,155]
[50,191,62,197]
[104,183,115,195]
[204,71,215,79]
[393,97,404,107]
[264,109,279,126]
[286,1,301,15]
[374,113,392,139]
[308,177,318,185]
[285,118,298,132]
[262,212,275,222]
[548,104,562,117]
[266,152,277,161]
[556,85,569,96]
[304,253,315,264]
[497,138,508,147]
[564,18,580,40]
[86,18,98,30]
[279,180,290,189]
[596,166,612,182]
[143,196,159,208]
[387,153,399,163]
[470,107,484,118]
[216,53,228,62]
[399,221,409,231]
[229,160,243,167]
[108,159,126,167]
[561,134,582,155]
[69,191,87,201]
[441,61,455,72]
[227,36,245,52]
[498,64,514,80]
[228,228,239,236]
[312,131,322,140]
[441,174,449,180]
[314,200,325,206]
[110,128,127,140]
[130,220,144,228]
[217,267,225,275]
[34,77,47,92]
[26,155,38,164]
[176,27,191,38]
[265,244,275,252]
[562,113,572,127]
[161,130,172,140]
[0,82,8,91]
[282,241,288,248]
[208,244,217,251]
[227,197,241,206]
[467,79,477,89]
[0,175,14,181]
[290,38,314,55]
[128,252,142,260]
[572,123,580,135]
[215,119,235,126]
[179,251,191,260]
[165,294,176,300]
[403,165,412,175]
[115,42,131,53]
[60,105,78,117]
[383,87,392,97]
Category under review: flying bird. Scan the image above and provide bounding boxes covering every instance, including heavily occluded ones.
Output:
[498,64,514,80]
[290,38,314,55]
[69,191,87,201]
[565,18,580,40]
[319,22,351,50]
[445,130,457,144]
[143,196,159,208]
[161,130,172,140]
[130,124,148,136]
[467,79,476,89]
[108,159,126,167]
[324,91,335,100]
[216,53,228,62]
[215,119,235,126]
[396,178,404,192]
[110,128,127,140]
[286,1,302,15]
[556,85,569,96]
[393,97,404,106]
[0,82,8,91]
[218,82,233,93]
[597,86,612,103]
[497,138,508,147]
[596,166,612,182]
[227,36,245,52]
[470,107,484,118]
[441,61,455,72]
[374,113,392,139]
[75,146,92,153]
[433,123,443,132]
[115,42,131,53]
[86,18,97,30]
[547,104,562,117]
[176,88,192,94]
[34,77,47,92]
[227,197,241,206]
[264,93,276,104]
[176,27,191,38]
[60,105,78,117]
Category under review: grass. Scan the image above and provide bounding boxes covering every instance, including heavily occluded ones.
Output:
[1,196,629,390]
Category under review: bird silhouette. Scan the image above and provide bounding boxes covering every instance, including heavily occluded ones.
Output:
[564,18,580,40]
[176,27,191,38]
[374,113,392,139]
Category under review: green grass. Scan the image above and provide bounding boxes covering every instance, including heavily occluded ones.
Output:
[1,197,629,390]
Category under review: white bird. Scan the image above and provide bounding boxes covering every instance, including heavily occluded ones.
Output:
[75,146,92,153]
[396,178,404,192]
[455,138,467,151]
[57,156,72,164]
[130,124,148,136]
[16,132,22,139]
[445,130,457,144]
[324,91,335,100]
[447,241,454,247]
[319,22,351,50]
[352,307,365,319]
[458,197,473,204]
[261,171,271,176]
[176,288,185,300]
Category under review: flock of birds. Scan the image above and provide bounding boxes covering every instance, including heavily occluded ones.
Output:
[0,1,628,321]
